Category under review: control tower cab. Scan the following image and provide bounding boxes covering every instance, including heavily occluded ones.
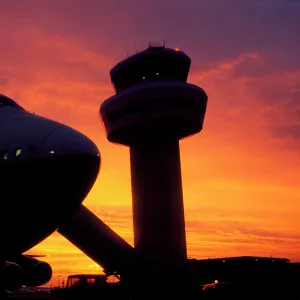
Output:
[110,46,190,93]
[100,45,208,263]
[102,45,207,145]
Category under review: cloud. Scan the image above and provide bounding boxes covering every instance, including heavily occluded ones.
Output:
[185,207,300,260]
[0,27,114,131]
[272,124,300,140]
[0,0,298,135]
[188,49,300,154]
[251,72,300,145]
[1,0,299,72]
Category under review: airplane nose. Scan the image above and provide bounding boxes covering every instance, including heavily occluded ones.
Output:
[44,125,100,157]
[1,125,101,255]
[41,124,101,211]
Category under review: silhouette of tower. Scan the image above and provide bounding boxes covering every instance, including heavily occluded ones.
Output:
[100,44,207,263]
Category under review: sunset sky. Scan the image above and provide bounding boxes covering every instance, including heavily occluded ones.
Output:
[1,0,299,286]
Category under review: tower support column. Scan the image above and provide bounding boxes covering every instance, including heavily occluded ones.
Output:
[130,139,187,262]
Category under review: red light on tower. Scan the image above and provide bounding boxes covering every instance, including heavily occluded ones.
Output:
[174,48,179,51]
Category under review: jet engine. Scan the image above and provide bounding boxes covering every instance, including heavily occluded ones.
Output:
[0,261,24,293]
[10,255,52,287]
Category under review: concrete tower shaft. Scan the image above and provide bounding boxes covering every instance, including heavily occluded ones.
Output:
[100,46,208,263]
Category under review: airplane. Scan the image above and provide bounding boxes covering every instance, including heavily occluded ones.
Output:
[0,94,101,294]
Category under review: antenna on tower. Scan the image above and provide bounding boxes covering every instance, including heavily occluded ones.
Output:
[126,44,129,58]
[148,41,166,49]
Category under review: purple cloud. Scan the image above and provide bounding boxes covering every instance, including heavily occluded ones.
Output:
[0,0,299,72]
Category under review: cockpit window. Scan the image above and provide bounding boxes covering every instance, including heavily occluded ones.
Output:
[0,94,25,110]
[0,151,8,160]
[15,149,22,157]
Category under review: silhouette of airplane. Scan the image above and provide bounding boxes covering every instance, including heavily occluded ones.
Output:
[0,94,100,294]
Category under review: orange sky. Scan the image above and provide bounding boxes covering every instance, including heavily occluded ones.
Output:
[1,0,300,287]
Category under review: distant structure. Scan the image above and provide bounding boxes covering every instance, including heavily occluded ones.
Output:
[100,44,208,264]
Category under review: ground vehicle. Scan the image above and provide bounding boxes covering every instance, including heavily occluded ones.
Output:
[53,274,127,300]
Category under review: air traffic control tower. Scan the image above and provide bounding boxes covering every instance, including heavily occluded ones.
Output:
[100,44,208,264]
